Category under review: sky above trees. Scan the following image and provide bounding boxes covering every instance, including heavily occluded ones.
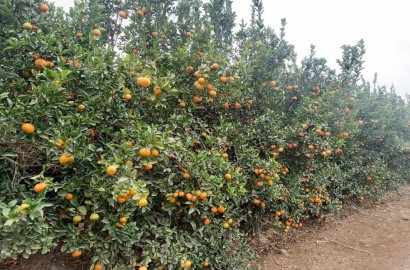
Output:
[55,0,410,97]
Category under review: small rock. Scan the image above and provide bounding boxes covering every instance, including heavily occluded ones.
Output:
[278,248,287,255]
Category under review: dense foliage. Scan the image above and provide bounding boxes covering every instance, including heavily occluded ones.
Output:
[1,0,409,269]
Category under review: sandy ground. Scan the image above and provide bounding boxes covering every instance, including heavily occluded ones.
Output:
[260,185,410,270]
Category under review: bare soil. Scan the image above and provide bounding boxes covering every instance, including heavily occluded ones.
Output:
[260,184,410,270]
[1,185,409,270]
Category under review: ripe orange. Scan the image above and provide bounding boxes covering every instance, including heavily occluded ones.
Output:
[151,32,158,38]
[203,218,210,225]
[212,63,219,69]
[209,90,217,97]
[183,173,190,179]
[139,148,151,157]
[71,249,82,258]
[151,149,159,157]
[34,182,47,193]
[224,173,232,180]
[65,193,73,200]
[270,80,277,87]
[187,66,194,73]
[217,205,225,213]
[203,261,209,267]
[179,101,187,107]
[234,102,241,109]
[34,58,47,70]
[154,88,162,96]
[169,197,177,204]
[137,77,151,88]
[92,29,101,36]
[144,163,153,170]
[222,222,229,229]
[220,76,229,83]
[198,77,206,85]
[39,4,49,12]
[222,153,228,159]
[75,32,83,38]
[94,263,103,270]
[21,123,35,133]
[193,96,202,103]
[59,153,74,165]
[77,104,86,111]
[137,10,145,17]
[184,261,192,269]
[138,198,148,207]
[138,267,148,270]
[106,166,117,175]
[124,93,132,100]
[117,197,126,203]
[119,217,127,223]
[223,103,229,109]
[211,207,218,213]
[118,11,128,19]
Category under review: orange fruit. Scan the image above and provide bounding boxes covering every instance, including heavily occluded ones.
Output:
[39,4,49,12]
[222,153,228,159]
[203,218,210,225]
[59,153,74,165]
[169,197,177,204]
[33,182,47,193]
[137,10,144,17]
[65,193,74,200]
[179,101,187,107]
[75,32,83,38]
[211,207,218,213]
[178,191,185,197]
[217,205,225,213]
[73,215,82,224]
[117,197,126,203]
[222,222,229,229]
[151,149,159,157]
[138,267,147,270]
[21,123,35,133]
[94,263,103,270]
[90,213,99,221]
[234,102,241,109]
[209,90,217,97]
[137,77,151,88]
[270,80,277,87]
[183,173,190,179]
[224,173,232,180]
[151,32,158,37]
[184,261,192,269]
[203,261,209,267]
[106,166,117,175]
[154,88,162,96]
[125,141,133,147]
[77,104,86,111]
[223,103,229,109]
[144,163,153,170]
[72,249,82,257]
[18,204,29,215]
[128,188,138,196]
[119,217,127,223]
[118,11,128,19]
[139,148,151,157]
[138,198,148,207]
[212,63,219,70]
[220,76,229,83]
[92,29,101,36]
[124,93,132,100]
[193,96,202,103]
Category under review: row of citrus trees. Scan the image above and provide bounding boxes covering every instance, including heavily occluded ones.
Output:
[1,0,409,269]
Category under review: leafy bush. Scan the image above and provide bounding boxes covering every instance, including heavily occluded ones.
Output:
[0,0,409,269]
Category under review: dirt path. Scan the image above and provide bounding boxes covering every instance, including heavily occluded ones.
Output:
[261,185,410,270]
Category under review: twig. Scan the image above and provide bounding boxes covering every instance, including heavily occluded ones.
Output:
[1,156,44,168]
[316,239,373,254]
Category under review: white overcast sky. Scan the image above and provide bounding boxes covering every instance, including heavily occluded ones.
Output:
[54,0,409,97]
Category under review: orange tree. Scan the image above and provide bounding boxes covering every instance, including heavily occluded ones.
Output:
[1,0,409,269]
